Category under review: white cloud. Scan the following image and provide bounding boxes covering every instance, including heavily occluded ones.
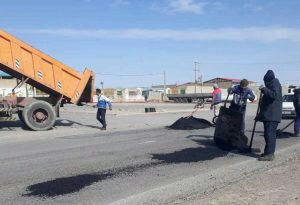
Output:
[167,0,206,14]
[111,0,130,7]
[18,27,300,42]
[152,0,206,15]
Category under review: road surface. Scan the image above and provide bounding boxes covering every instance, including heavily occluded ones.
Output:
[0,103,299,204]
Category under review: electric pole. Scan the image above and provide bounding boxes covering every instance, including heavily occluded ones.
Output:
[194,62,200,94]
[163,71,166,96]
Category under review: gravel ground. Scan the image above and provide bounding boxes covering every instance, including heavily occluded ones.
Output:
[186,157,300,205]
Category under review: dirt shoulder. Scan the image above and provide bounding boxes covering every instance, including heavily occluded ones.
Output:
[186,156,300,205]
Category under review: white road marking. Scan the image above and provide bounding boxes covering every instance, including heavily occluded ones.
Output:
[139,141,156,145]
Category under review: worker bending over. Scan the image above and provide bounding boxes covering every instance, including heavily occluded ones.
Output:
[95,89,112,130]
[211,84,222,117]
[294,87,300,137]
[228,79,255,134]
[257,70,282,161]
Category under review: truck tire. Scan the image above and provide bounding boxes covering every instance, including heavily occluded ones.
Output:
[22,101,56,131]
[18,111,25,123]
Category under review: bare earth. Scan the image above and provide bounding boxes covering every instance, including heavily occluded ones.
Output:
[185,157,300,205]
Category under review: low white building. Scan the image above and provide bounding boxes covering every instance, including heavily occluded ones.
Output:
[93,87,145,103]
[0,78,34,97]
[122,88,145,102]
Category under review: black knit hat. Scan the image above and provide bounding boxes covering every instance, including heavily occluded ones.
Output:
[240,79,249,88]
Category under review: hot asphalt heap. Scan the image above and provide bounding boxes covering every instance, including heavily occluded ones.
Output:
[168,116,213,130]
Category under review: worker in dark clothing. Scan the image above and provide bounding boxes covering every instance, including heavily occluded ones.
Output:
[228,79,256,134]
[294,88,300,137]
[257,70,282,161]
[94,88,112,130]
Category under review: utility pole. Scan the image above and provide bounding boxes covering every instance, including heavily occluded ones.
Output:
[163,71,166,96]
[194,62,199,94]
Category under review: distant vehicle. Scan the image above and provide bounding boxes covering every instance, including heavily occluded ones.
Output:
[167,93,212,104]
[282,94,296,119]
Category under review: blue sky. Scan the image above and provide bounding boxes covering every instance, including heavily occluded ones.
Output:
[1,0,300,87]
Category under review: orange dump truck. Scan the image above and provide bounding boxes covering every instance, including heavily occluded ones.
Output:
[0,29,95,130]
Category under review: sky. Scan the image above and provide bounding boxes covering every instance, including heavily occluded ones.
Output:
[1,0,300,88]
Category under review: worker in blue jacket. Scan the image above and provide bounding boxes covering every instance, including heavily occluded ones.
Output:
[228,79,256,134]
[94,88,112,130]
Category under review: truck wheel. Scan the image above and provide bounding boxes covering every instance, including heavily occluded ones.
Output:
[22,101,56,131]
[18,111,25,123]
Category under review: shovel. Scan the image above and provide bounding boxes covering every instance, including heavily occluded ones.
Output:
[248,92,263,151]
[276,119,295,136]
[187,99,207,118]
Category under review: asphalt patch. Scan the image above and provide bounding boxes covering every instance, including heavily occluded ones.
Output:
[23,173,113,198]
[168,116,213,130]
[23,162,162,198]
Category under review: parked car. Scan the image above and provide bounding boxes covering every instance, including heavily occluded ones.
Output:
[282,94,296,119]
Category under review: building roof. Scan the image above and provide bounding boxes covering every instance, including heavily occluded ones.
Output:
[152,84,177,89]
[177,82,202,87]
[203,77,255,83]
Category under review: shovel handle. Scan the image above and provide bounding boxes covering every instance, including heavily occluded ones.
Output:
[249,91,263,149]
[224,93,230,108]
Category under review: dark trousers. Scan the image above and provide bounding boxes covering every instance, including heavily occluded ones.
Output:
[241,112,246,134]
[295,114,300,135]
[96,108,107,128]
[263,121,279,155]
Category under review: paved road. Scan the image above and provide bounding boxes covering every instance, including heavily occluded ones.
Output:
[0,104,298,205]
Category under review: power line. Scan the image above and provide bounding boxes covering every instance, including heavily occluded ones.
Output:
[94,72,163,77]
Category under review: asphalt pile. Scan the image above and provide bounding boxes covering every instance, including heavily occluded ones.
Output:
[168,116,213,130]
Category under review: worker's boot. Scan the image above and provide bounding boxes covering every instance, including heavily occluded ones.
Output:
[294,133,300,137]
[101,127,107,131]
[258,153,274,161]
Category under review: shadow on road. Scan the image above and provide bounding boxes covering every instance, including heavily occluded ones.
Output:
[151,137,228,163]
[0,120,30,131]
[151,134,263,164]
[54,119,101,130]
[0,119,101,131]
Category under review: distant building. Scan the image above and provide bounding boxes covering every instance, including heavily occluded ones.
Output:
[95,87,145,103]
[203,78,256,89]
[176,82,201,94]
[122,88,145,102]
[0,73,37,97]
